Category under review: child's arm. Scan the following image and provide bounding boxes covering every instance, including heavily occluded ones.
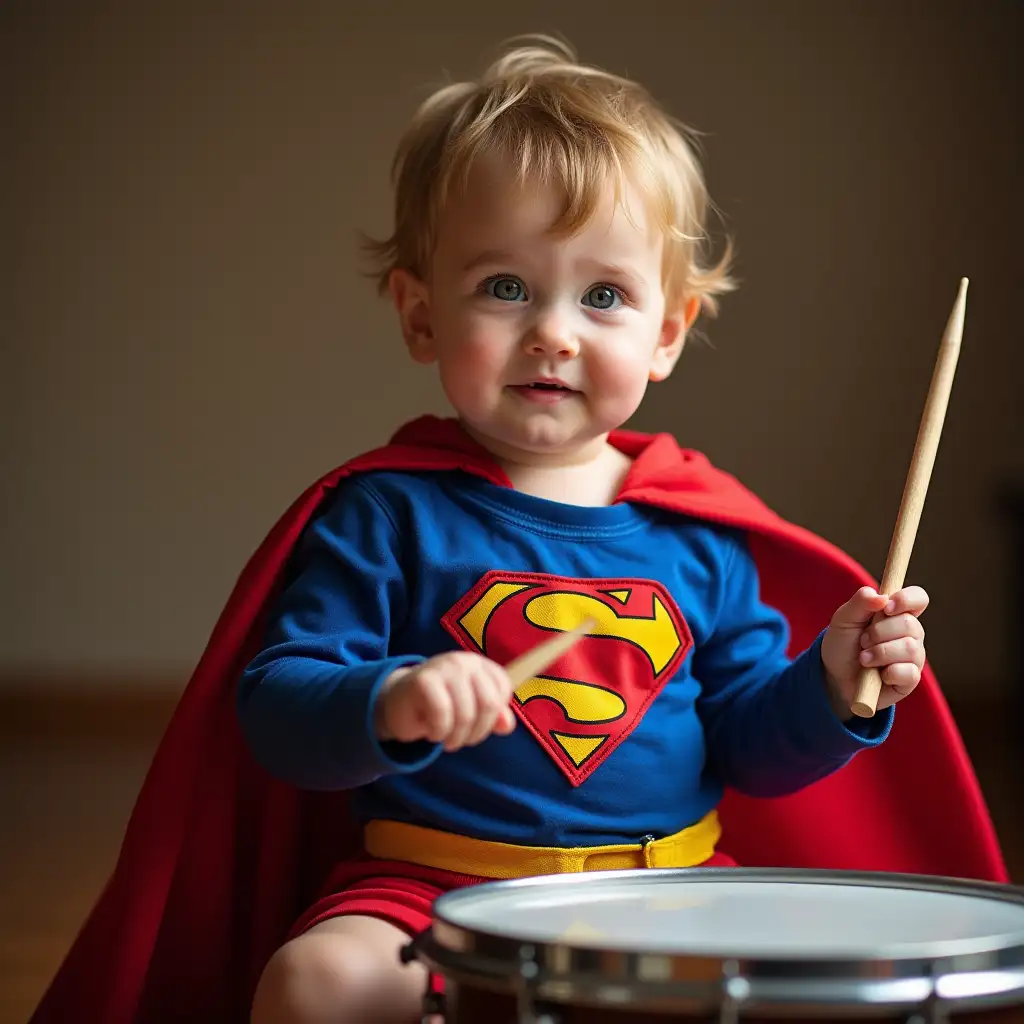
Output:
[693,536,900,798]
[236,477,438,791]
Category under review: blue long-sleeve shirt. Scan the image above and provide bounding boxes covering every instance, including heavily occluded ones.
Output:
[238,470,892,847]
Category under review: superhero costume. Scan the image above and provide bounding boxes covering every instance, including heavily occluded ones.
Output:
[30,415,1008,1024]
[237,468,893,845]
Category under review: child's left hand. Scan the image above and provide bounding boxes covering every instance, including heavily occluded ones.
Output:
[820,585,929,719]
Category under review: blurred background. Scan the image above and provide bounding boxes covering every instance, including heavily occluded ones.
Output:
[2,1,1021,1020]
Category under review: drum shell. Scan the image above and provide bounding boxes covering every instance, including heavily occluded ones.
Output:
[412,868,1024,1023]
[444,983,1024,1021]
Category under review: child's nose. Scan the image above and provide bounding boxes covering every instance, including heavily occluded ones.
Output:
[524,312,579,358]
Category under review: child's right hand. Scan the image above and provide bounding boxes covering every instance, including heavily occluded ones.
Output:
[374,652,517,753]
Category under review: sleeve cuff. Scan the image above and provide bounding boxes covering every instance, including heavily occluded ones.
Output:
[362,656,444,775]
[785,632,894,759]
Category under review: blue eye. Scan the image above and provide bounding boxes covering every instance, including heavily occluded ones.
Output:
[484,276,527,302]
[582,284,622,310]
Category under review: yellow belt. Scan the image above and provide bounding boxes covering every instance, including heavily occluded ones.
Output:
[363,810,721,879]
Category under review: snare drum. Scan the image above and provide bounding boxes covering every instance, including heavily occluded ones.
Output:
[405,867,1024,1022]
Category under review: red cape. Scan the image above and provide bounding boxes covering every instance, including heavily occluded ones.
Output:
[31,415,1008,1024]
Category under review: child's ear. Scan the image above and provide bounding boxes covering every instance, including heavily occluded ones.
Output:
[388,269,435,363]
[649,297,700,382]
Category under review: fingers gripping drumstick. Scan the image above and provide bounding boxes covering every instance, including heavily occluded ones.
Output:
[850,278,969,718]
[505,618,597,687]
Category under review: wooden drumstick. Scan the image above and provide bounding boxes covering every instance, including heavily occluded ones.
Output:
[849,278,969,718]
[505,618,597,686]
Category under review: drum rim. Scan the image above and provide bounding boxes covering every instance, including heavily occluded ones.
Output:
[414,867,1024,1013]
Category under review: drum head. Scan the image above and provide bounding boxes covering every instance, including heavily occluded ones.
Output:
[417,868,1024,1016]
[437,869,1024,960]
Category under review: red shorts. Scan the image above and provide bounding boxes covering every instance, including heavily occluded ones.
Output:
[287,850,739,942]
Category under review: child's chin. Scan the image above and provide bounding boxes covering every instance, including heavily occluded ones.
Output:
[506,414,569,441]
[464,410,595,457]
[510,421,593,455]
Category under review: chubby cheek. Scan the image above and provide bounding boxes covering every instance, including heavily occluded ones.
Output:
[436,320,511,407]
[585,345,651,417]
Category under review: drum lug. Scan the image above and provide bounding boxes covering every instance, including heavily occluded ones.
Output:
[717,958,750,1024]
[398,933,447,1023]
[904,1001,950,1024]
[902,964,952,1024]
[515,943,561,1024]
[419,990,446,1022]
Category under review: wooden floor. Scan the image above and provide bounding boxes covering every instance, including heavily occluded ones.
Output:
[1,695,1021,1024]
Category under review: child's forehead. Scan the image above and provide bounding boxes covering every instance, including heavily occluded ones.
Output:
[445,159,570,230]
[437,154,659,258]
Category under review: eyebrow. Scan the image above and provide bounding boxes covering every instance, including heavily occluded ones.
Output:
[461,249,518,274]
[577,259,648,294]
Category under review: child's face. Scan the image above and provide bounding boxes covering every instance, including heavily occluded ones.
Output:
[391,154,688,464]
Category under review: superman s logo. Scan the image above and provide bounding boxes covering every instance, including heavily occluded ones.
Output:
[440,571,693,786]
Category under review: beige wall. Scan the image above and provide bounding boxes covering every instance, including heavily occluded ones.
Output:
[4,1,1021,695]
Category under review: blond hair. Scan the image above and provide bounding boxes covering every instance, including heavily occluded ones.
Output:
[365,36,734,315]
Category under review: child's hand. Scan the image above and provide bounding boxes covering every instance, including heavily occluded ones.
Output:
[375,652,517,752]
[820,585,929,718]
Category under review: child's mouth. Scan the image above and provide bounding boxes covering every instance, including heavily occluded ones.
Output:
[509,382,578,403]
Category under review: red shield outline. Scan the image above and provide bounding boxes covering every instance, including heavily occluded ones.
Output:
[441,570,693,785]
